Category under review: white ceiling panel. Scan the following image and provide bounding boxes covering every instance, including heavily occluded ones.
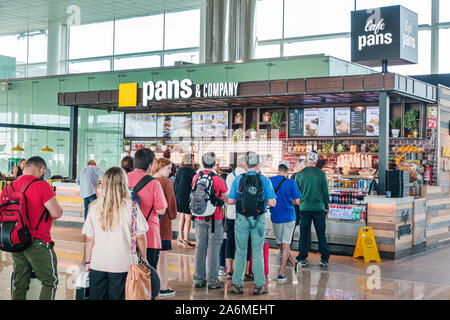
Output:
[0,0,200,36]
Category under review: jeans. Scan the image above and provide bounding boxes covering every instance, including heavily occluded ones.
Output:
[89,269,128,300]
[232,213,266,287]
[83,194,97,219]
[297,210,329,262]
[11,239,58,300]
[225,219,251,261]
[193,218,224,285]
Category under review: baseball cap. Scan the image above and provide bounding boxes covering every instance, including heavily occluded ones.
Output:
[306,151,319,163]
[279,160,290,170]
[202,152,216,166]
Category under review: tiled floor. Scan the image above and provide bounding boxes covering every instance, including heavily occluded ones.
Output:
[1,226,450,300]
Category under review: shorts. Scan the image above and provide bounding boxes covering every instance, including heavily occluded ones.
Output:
[272,220,296,244]
[161,240,172,251]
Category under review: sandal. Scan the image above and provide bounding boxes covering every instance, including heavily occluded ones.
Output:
[244,274,254,282]
[229,283,243,295]
[177,238,186,244]
[226,273,233,281]
[254,286,268,295]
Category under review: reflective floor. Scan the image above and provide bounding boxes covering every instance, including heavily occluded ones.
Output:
[1,226,450,300]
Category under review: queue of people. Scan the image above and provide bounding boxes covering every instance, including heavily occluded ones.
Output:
[3,149,331,300]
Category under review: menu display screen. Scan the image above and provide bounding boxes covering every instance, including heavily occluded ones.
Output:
[318,108,334,137]
[157,112,192,138]
[350,106,366,136]
[334,108,351,136]
[289,106,379,138]
[288,108,304,137]
[192,111,229,137]
[366,107,380,136]
[124,113,157,138]
[304,108,319,137]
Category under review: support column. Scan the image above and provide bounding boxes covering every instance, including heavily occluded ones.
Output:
[69,106,78,180]
[378,92,390,195]
[200,0,213,64]
[47,21,62,75]
[237,0,257,61]
[226,0,238,61]
[430,0,439,74]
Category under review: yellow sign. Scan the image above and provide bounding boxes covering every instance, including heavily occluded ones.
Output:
[118,83,138,107]
[353,227,381,263]
[443,146,450,158]
[427,105,437,119]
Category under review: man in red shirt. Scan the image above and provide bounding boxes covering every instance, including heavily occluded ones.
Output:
[192,152,228,290]
[0,157,63,300]
[127,148,167,269]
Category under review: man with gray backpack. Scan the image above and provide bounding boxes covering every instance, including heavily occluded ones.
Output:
[190,152,228,290]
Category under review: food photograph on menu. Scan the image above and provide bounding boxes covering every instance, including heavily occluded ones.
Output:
[192,111,229,137]
[366,106,380,136]
[334,107,351,136]
[303,108,319,137]
[157,112,192,138]
[124,113,157,138]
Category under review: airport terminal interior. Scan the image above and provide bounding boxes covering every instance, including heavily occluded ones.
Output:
[1,0,450,301]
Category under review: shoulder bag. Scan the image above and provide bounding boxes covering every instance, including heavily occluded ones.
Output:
[125,201,152,300]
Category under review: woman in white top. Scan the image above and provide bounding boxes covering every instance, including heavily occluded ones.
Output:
[82,167,149,300]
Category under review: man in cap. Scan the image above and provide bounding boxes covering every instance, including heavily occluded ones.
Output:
[228,151,276,295]
[295,151,330,268]
[269,160,302,282]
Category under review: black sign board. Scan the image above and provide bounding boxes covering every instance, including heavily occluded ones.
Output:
[350,106,366,136]
[289,108,304,137]
[351,5,418,67]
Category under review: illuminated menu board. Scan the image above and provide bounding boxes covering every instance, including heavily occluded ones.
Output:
[157,113,192,138]
[124,113,157,138]
[192,111,229,137]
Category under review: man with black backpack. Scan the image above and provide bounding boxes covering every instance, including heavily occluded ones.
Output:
[190,152,228,290]
[127,148,167,269]
[227,152,276,295]
[0,156,63,300]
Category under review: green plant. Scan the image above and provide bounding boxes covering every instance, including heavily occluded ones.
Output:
[249,121,257,131]
[389,118,401,130]
[124,140,130,146]
[270,111,283,129]
[404,110,419,131]
[322,141,334,157]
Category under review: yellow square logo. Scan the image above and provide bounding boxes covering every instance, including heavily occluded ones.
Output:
[119,83,138,107]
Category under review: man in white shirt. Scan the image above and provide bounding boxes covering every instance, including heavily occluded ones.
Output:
[224,155,249,278]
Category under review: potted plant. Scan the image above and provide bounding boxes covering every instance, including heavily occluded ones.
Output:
[389,118,401,137]
[249,121,257,139]
[270,110,284,138]
[405,110,419,137]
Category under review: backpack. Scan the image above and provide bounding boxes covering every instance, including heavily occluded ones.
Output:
[0,178,49,252]
[236,173,266,218]
[189,172,222,218]
[130,175,155,221]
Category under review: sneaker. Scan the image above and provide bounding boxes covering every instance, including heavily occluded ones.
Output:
[208,281,225,290]
[219,267,227,276]
[297,259,307,267]
[194,280,207,288]
[159,288,176,297]
[277,274,287,283]
[254,286,268,295]
[320,260,328,268]
[229,283,243,295]
[276,250,282,257]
